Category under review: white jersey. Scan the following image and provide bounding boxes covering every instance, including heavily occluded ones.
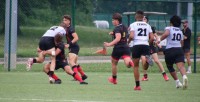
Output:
[129,21,152,46]
[42,26,66,37]
[165,26,184,49]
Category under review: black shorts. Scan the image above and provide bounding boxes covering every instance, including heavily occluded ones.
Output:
[69,45,80,55]
[131,45,150,58]
[183,48,190,53]
[164,48,184,65]
[112,46,131,60]
[149,45,158,54]
[39,37,55,50]
[51,60,69,70]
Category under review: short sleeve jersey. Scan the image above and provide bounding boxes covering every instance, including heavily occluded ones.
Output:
[42,26,66,37]
[165,26,184,49]
[129,21,152,46]
[56,42,66,61]
[112,24,128,47]
[182,27,191,49]
[66,25,78,47]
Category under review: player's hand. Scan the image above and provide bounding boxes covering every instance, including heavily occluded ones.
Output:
[65,44,69,48]
[104,42,110,47]
[42,51,47,56]
[109,32,114,35]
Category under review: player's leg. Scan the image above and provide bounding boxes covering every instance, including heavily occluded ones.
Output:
[152,53,169,81]
[184,50,192,73]
[108,58,118,84]
[48,47,56,76]
[68,53,79,73]
[133,58,141,90]
[164,49,182,88]
[64,65,88,84]
[141,55,149,81]
[43,63,60,84]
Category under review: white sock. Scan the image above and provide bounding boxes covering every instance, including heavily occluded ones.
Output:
[188,66,191,71]
[175,79,180,83]
[183,75,187,79]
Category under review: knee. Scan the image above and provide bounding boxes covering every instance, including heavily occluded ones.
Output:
[167,65,175,72]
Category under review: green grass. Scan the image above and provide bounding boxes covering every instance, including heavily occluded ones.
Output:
[0,62,200,102]
[0,72,199,102]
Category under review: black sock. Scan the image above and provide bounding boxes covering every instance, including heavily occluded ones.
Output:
[136,81,140,87]
[162,72,166,75]
[144,74,148,78]
[48,71,54,77]
[33,58,37,63]
[112,75,117,79]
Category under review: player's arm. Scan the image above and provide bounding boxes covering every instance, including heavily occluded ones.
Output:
[42,48,61,56]
[128,31,134,44]
[71,32,79,44]
[104,33,121,47]
[149,32,154,44]
[160,29,170,41]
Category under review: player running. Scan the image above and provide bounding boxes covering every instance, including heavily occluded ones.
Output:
[158,15,188,89]
[26,23,67,80]
[128,10,154,90]
[63,15,88,81]
[104,13,134,87]
[42,34,88,84]
[141,16,169,81]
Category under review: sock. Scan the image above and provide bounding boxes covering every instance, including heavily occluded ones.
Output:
[129,61,134,67]
[33,58,37,63]
[144,74,148,78]
[136,81,140,87]
[188,66,191,71]
[47,71,59,80]
[72,72,83,82]
[183,75,187,79]
[162,72,166,76]
[72,65,78,73]
[77,65,85,76]
[112,75,117,79]
[175,79,180,83]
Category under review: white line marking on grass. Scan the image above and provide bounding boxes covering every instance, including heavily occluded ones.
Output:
[0,97,106,102]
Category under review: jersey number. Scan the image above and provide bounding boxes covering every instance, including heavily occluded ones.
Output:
[172,33,181,41]
[138,28,147,36]
[50,26,58,31]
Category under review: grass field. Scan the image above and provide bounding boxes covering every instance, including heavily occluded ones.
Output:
[0,62,200,102]
[0,72,200,102]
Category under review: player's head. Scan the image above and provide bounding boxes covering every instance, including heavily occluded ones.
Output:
[135,10,144,21]
[54,33,63,46]
[63,15,71,26]
[112,13,122,26]
[143,16,149,23]
[170,15,181,27]
[182,20,188,28]
[59,22,67,30]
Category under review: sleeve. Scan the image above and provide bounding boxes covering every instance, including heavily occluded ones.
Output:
[165,27,170,31]
[185,28,191,38]
[148,25,152,33]
[114,26,121,34]
[69,27,75,35]
[129,23,135,31]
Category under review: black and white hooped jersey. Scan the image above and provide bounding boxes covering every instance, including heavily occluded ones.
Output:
[42,26,66,37]
[129,21,152,46]
[165,26,184,49]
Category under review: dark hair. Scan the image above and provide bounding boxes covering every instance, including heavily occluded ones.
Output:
[144,16,149,22]
[59,22,67,30]
[112,13,122,23]
[135,10,144,20]
[54,33,63,44]
[170,15,181,27]
[63,15,71,22]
